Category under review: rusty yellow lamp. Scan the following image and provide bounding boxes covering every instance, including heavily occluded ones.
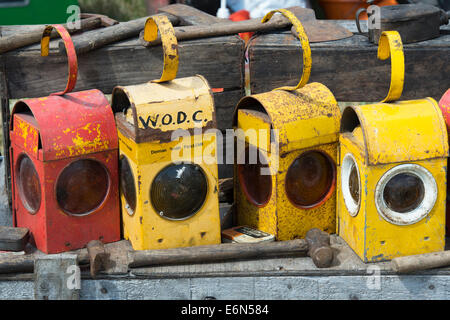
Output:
[337,31,448,262]
[233,9,341,240]
[111,16,221,250]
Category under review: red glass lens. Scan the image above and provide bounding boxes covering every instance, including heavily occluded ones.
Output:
[285,151,335,208]
[238,146,272,207]
[56,159,109,215]
[18,155,41,213]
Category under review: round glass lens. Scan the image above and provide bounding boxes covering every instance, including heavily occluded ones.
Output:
[119,156,136,215]
[151,163,208,220]
[349,163,360,204]
[56,159,109,215]
[383,173,425,213]
[238,146,272,207]
[18,155,41,213]
[285,151,335,208]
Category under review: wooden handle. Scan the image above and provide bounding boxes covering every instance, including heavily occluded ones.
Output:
[128,239,308,268]
[0,255,34,274]
[139,15,292,47]
[59,14,180,55]
[391,251,450,273]
[0,226,29,252]
[0,17,102,54]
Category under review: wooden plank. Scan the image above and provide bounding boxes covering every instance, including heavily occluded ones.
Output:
[157,4,222,26]
[2,35,244,99]
[213,89,243,130]
[34,254,80,300]
[128,239,309,268]
[248,22,450,102]
[0,61,11,227]
[0,226,29,252]
[129,235,392,278]
[2,274,450,300]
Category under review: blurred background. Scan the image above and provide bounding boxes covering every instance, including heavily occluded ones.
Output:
[0,0,448,25]
[79,0,450,21]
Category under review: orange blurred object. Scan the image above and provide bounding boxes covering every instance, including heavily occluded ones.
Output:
[229,10,254,42]
[318,0,398,20]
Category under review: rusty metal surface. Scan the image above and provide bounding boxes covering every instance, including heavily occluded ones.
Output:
[341,98,448,166]
[359,4,447,44]
[113,20,222,250]
[234,82,340,154]
[234,82,340,241]
[143,15,179,83]
[11,90,118,161]
[338,96,448,262]
[8,25,120,254]
[112,75,217,144]
[438,89,450,235]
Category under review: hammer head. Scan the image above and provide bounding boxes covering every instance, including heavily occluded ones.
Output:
[305,228,334,268]
[285,7,353,43]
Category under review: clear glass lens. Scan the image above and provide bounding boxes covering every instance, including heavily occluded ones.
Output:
[349,163,360,204]
[151,163,208,220]
[383,173,425,213]
[119,156,136,214]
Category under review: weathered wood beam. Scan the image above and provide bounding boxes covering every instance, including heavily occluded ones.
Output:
[0,61,11,226]
[248,22,450,102]
[2,35,244,98]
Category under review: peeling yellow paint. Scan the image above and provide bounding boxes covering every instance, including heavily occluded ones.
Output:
[235,82,340,240]
[338,99,447,262]
[116,76,221,251]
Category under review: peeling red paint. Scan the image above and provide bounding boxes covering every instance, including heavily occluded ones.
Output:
[9,24,120,254]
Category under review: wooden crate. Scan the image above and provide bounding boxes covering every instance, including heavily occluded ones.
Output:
[248,21,450,102]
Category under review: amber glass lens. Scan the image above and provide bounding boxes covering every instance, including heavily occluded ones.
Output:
[349,163,360,204]
[238,146,272,207]
[383,173,425,213]
[119,156,136,214]
[285,151,335,208]
[18,155,41,213]
[56,159,109,215]
[151,163,208,220]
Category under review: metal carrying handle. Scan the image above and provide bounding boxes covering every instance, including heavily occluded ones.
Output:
[355,0,378,37]
[143,15,179,83]
[377,31,405,103]
[355,8,369,37]
[261,9,312,91]
[41,24,78,96]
